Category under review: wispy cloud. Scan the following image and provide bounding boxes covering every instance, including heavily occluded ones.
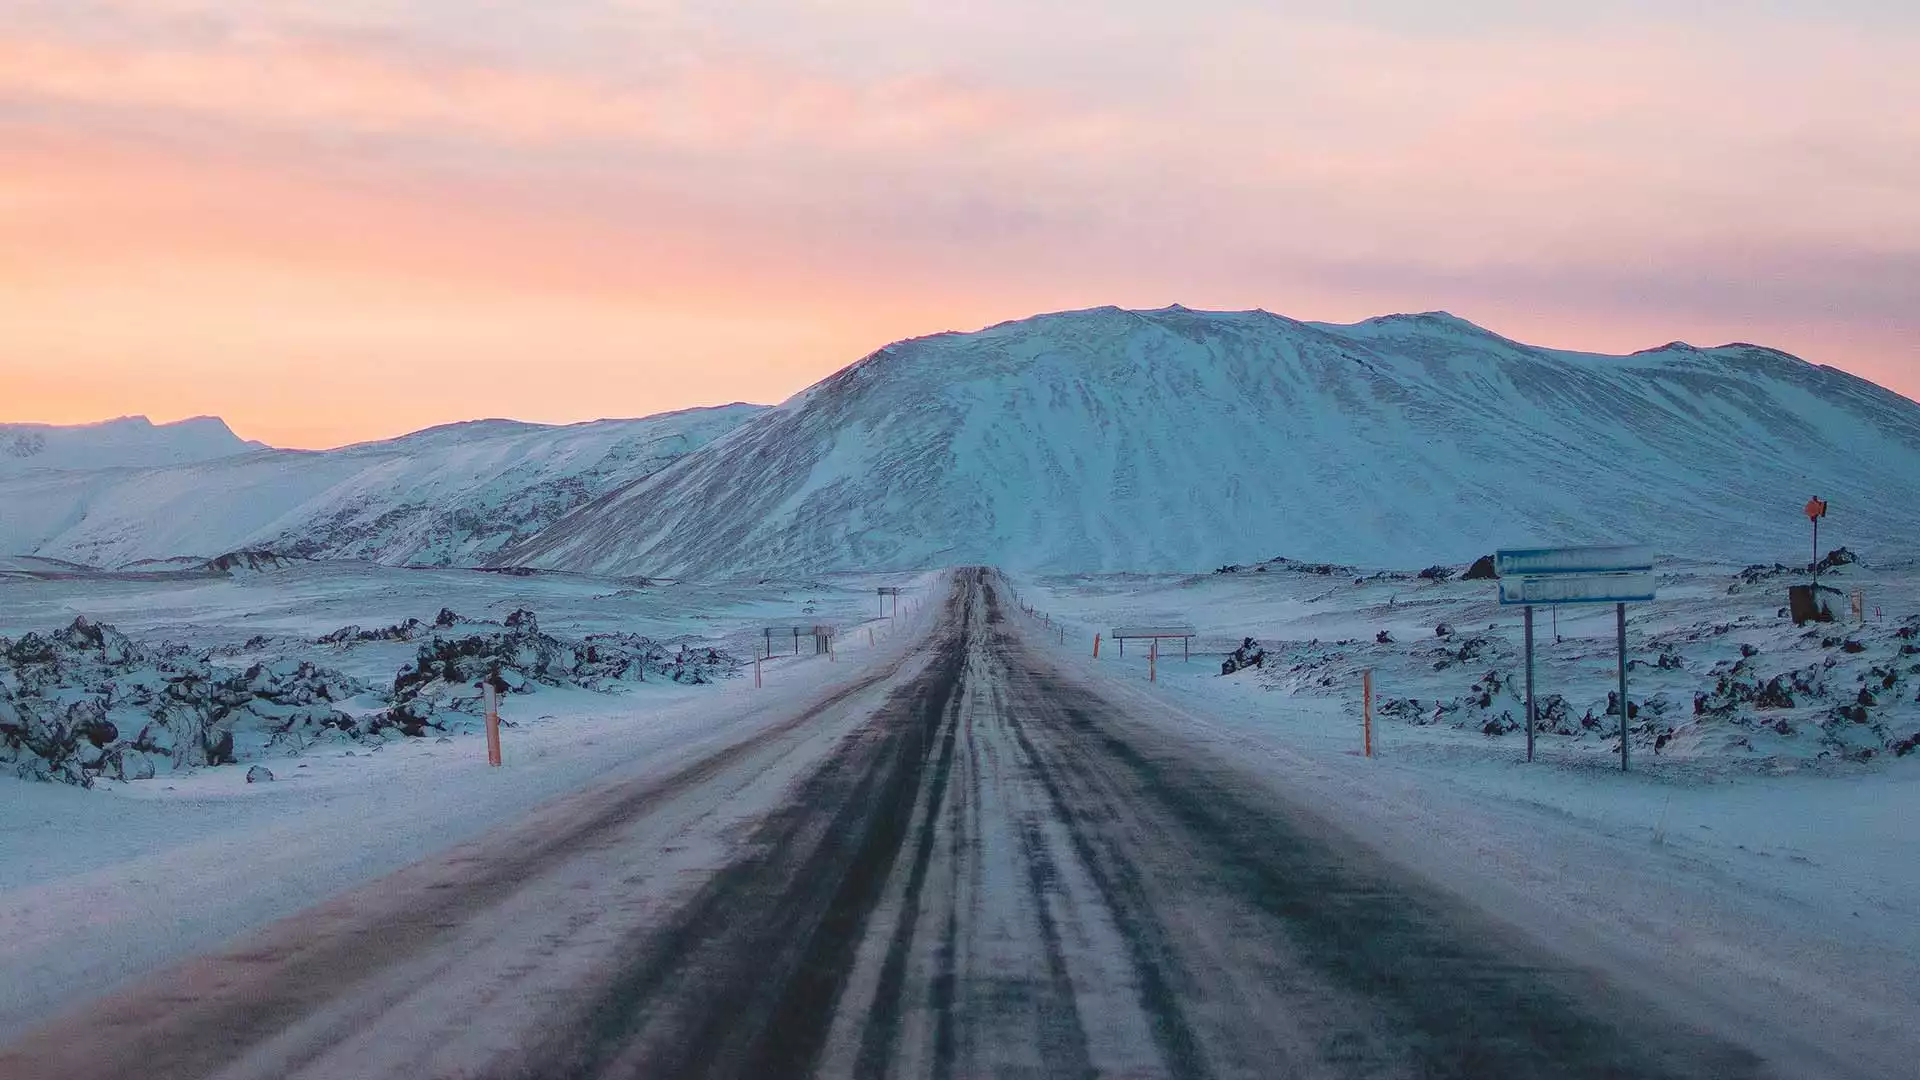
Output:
[1,1,1914,445]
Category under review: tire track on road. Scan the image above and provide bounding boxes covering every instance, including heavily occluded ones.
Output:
[512,575,974,1080]
[0,596,942,1080]
[987,573,1767,1079]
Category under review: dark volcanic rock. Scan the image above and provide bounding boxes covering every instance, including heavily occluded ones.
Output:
[1220,638,1266,676]
[1462,556,1499,581]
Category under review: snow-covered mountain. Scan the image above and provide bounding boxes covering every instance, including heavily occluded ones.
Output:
[0,415,261,475]
[0,405,764,567]
[499,306,1920,578]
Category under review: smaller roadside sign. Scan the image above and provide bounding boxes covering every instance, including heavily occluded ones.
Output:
[1496,545,1655,606]
[1110,625,1197,639]
[1805,497,1828,521]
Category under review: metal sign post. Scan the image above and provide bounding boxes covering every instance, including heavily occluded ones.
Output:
[1110,625,1196,665]
[1617,603,1630,772]
[1497,546,1656,772]
[1806,497,1828,584]
[1523,606,1536,763]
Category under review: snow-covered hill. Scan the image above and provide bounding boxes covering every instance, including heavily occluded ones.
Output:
[500,306,1920,578]
[0,416,260,475]
[0,405,764,567]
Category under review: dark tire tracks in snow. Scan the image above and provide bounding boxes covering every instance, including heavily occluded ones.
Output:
[0,614,941,1080]
[0,568,1774,1079]
[515,567,1763,1079]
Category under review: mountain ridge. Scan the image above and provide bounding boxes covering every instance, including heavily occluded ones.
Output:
[0,414,264,474]
[0,403,766,567]
[496,305,1920,578]
[9,308,1915,576]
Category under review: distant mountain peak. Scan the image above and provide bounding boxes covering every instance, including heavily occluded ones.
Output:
[0,413,260,474]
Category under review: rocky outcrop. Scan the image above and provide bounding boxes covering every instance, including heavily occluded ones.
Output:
[1,617,364,787]
[1220,638,1266,676]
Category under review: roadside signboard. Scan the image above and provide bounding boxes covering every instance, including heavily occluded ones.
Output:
[1493,545,1655,772]
[1496,546,1654,606]
[1110,625,1196,661]
[1110,625,1197,639]
[764,624,834,657]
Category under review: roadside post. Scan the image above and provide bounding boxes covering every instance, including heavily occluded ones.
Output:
[484,682,503,767]
[1363,668,1374,758]
[1149,638,1158,683]
[1497,546,1656,772]
[754,654,762,688]
[1093,633,1101,659]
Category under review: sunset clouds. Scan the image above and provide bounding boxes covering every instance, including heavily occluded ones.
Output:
[2,1,1914,446]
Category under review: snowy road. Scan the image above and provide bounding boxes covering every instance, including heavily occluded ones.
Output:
[1,570,1772,1079]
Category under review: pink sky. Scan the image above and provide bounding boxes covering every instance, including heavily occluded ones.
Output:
[1,1,1914,448]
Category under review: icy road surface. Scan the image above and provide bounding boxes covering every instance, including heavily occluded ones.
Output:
[0,570,1772,1079]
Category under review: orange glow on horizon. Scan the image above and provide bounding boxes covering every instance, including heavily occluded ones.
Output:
[1,4,1913,447]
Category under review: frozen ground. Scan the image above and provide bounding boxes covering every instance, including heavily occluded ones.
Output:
[1009,555,1920,1076]
[0,571,1807,1079]
[3,557,1917,1076]
[0,563,935,1038]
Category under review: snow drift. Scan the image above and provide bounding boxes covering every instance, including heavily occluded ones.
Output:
[500,306,1920,577]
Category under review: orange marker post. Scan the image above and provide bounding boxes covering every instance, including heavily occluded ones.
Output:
[484,683,503,767]
[1093,634,1101,659]
[1363,669,1374,758]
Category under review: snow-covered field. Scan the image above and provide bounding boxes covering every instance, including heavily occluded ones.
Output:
[0,563,934,1037]
[1008,556,1920,1075]
[6,552,1920,1070]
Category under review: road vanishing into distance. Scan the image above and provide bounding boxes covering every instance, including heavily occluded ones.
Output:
[0,570,1771,1079]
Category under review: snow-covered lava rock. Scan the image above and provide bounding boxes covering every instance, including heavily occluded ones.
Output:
[1248,571,1920,766]
[373,608,736,738]
[0,617,364,786]
[2,608,741,787]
